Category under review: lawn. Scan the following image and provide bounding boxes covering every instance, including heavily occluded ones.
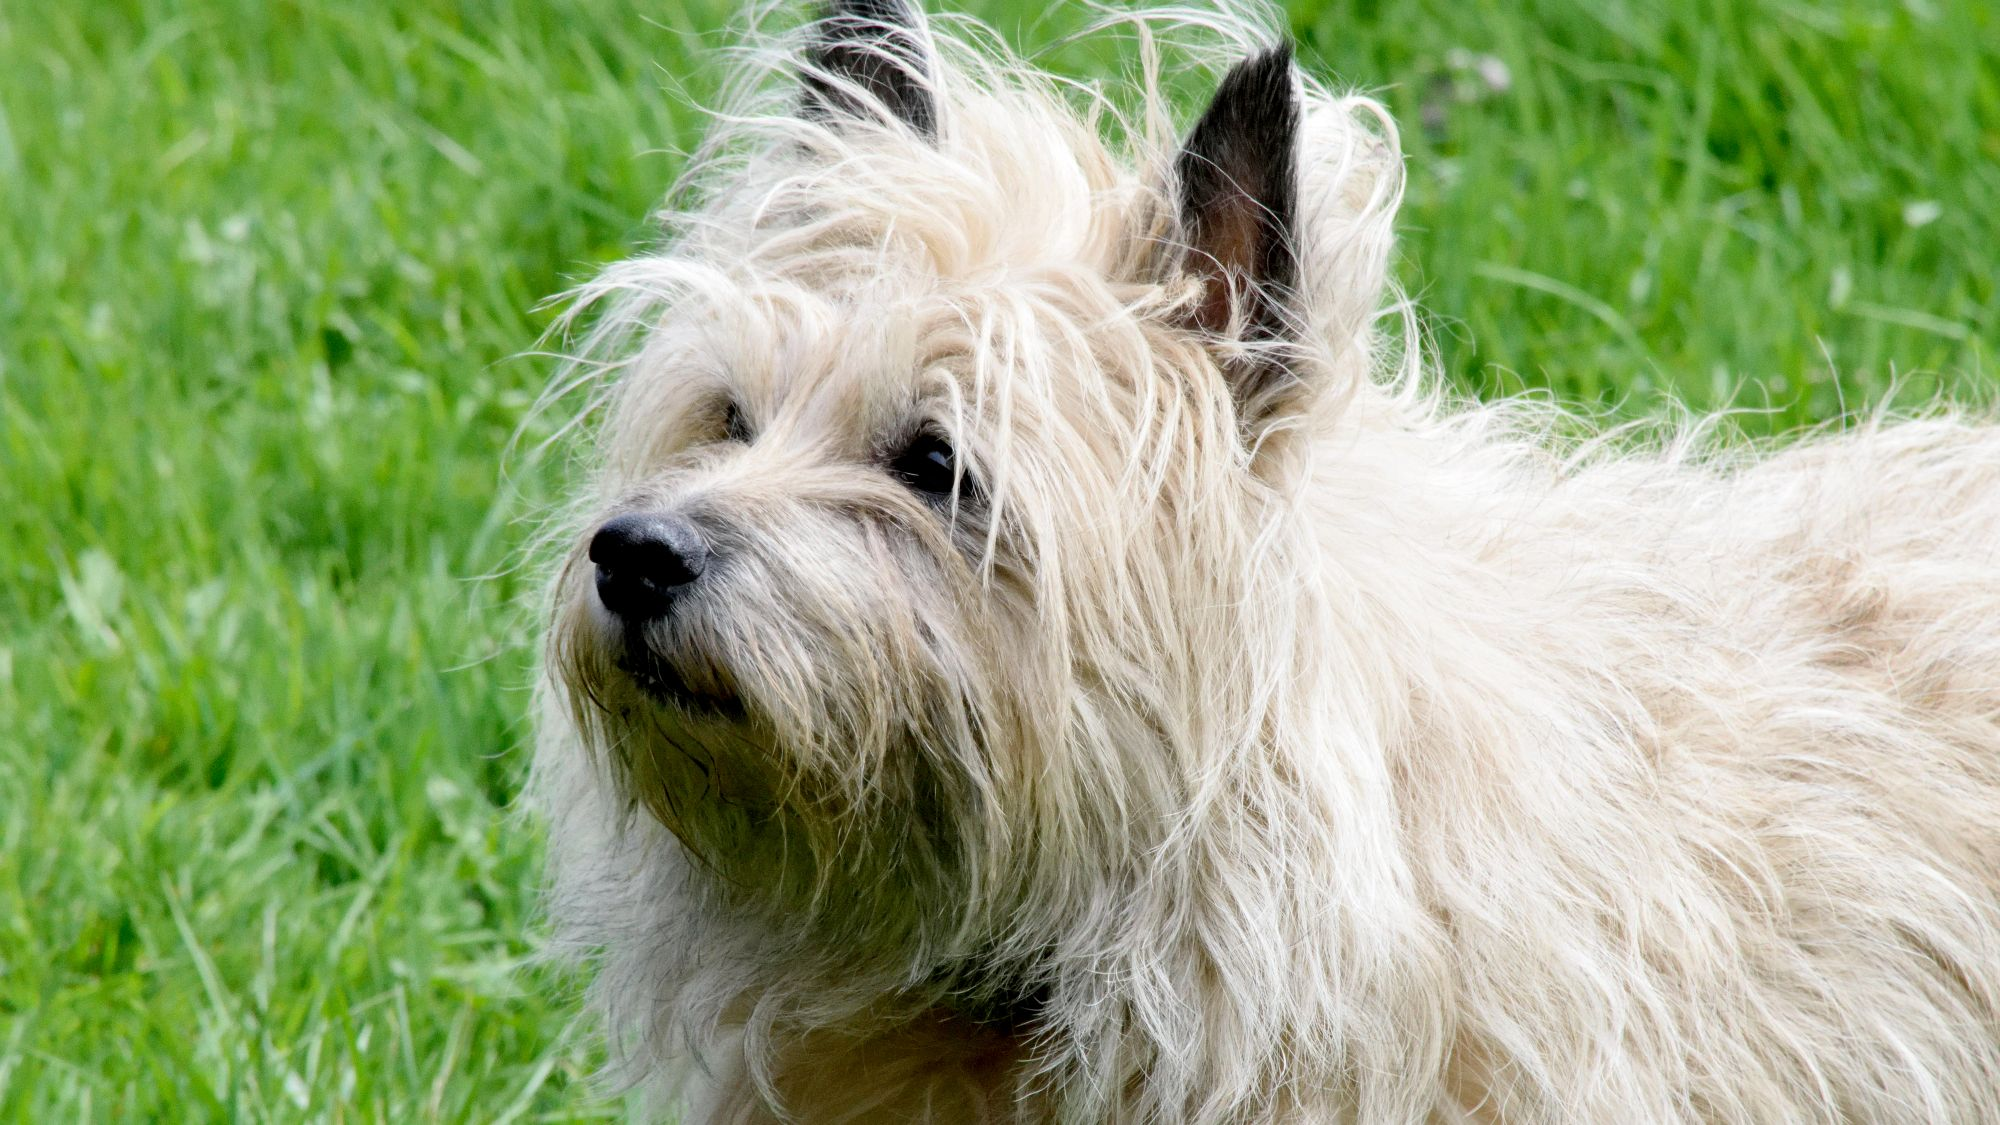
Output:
[1,0,1993,1119]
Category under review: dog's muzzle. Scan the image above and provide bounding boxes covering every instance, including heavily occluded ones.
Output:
[588,512,744,718]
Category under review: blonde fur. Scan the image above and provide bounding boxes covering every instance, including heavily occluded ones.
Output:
[531,4,2000,1121]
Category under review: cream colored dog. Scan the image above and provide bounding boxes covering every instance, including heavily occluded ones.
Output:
[533,2,2000,1120]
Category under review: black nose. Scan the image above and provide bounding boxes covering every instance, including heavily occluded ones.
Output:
[590,513,709,621]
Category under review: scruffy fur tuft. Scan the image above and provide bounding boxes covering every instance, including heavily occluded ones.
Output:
[531,3,2000,1121]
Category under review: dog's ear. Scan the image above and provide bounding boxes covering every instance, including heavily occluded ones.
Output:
[1173,46,1301,410]
[802,0,939,140]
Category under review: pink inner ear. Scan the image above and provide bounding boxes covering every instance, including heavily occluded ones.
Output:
[1185,186,1266,337]
[1171,44,1298,354]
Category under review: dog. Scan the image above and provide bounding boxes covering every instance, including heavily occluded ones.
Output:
[531,1,2000,1120]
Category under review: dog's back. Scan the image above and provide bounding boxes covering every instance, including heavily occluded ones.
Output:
[1307,410,2000,1119]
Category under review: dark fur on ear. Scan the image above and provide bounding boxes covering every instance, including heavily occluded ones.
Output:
[802,0,939,139]
[1175,45,1301,412]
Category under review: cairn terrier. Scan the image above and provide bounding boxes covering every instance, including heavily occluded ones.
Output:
[533,1,2000,1120]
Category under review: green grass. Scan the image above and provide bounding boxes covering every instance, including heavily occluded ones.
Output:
[1,0,1993,1119]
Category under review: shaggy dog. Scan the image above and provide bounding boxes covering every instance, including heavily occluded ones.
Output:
[532,1,2000,1120]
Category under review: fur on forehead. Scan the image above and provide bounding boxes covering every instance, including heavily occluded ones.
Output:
[556,1,1409,496]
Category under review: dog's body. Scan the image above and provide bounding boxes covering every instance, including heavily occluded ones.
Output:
[533,3,2000,1121]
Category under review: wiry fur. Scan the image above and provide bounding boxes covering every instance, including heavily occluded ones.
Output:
[531,3,2000,1121]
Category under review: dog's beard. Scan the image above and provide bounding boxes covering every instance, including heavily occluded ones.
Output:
[616,623,747,723]
[563,597,989,906]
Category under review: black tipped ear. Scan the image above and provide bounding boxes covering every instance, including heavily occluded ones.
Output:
[1174,44,1300,357]
[802,0,939,140]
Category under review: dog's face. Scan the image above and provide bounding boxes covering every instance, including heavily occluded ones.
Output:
[547,258,1186,941]
[545,1,1389,959]
[551,293,1042,900]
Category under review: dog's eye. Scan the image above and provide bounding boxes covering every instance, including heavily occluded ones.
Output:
[724,401,753,443]
[889,431,962,499]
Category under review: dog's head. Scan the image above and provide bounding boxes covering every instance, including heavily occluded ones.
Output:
[544,0,1402,966]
